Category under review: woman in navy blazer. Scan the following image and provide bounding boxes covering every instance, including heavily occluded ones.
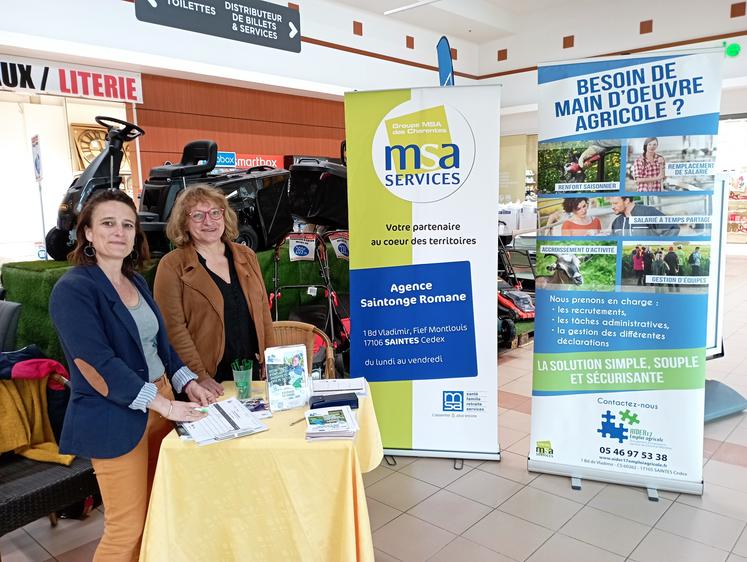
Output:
[50,189,214,562]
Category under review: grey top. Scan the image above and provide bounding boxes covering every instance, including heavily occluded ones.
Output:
[127,289,166,383]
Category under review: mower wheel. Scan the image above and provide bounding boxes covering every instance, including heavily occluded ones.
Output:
[499,318,517,344]
[45,227,75,261]
[235,225,259,250]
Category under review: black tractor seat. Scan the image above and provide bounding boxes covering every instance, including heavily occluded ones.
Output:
[149,140,218,179]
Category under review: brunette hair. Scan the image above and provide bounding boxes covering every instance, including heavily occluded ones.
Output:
[562,197,589,213]
[68,189,150,276]
[165,184,238,248]
[642,137,658,154]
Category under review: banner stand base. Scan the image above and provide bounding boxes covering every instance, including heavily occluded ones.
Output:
[528,459,703,495]
[384,448,500,462]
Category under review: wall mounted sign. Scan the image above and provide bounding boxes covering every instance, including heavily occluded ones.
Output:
[0,54,142,103]
[215,152,284,168]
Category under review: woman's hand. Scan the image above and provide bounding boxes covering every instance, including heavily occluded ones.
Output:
[199,377,225,396]
[185,380,216,406]
[168,400,208,422]
[150,395,207,422]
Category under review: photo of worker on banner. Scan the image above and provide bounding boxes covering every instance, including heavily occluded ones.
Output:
[538,194,711,238]
[538,140,622,194]
[620,242,710,294]
[535,241,616,291]
[539,196,606,236]
[605,194,711,237]
[626,135,716,193]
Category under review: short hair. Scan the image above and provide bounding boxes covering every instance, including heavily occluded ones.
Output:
[166,184,238,248]
[69,189,150,276]
[562,197,589,213]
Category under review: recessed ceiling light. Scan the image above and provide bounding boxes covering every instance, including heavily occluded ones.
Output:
[384,0,441,16]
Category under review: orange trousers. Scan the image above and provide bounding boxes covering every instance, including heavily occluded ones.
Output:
[91,377,174,562]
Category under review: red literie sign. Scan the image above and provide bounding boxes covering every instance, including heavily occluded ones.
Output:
[0,54,143,104]
[58,69,139,103]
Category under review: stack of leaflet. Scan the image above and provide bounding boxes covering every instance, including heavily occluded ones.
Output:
[311,377,367,396]
[305,405,359,441]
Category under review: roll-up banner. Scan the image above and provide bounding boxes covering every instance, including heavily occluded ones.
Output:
[345,85,500,460]
[529,50,723,494]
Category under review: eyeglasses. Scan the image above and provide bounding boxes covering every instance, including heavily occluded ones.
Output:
[187,207,224,223]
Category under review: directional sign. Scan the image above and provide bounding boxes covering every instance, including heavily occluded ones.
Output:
[134,0,301,53]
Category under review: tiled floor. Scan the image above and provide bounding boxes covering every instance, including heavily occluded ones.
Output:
[4,256,747,561]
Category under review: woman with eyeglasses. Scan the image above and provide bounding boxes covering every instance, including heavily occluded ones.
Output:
[154,185,275,396]
[49,189,213,562]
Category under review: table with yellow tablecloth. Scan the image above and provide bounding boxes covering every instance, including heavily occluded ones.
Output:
[140,382,383,562]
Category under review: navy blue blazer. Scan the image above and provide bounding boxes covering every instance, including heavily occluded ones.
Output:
[49,265,184,459]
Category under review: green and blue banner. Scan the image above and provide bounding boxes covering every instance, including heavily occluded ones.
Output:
[345,85,500,459]
[530,50,723,493]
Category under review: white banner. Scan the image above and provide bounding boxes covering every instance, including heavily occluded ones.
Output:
[0,54,143,103]
[531,50,723,495]
[346,85,500,459]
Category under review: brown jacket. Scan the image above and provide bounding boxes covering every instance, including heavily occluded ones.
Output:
[154,243,274,380]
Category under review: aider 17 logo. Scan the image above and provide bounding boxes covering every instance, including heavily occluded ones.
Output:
[371,102,476,203]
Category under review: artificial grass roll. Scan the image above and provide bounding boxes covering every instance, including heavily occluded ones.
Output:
[2,261,71,363]
[1,259,162,365]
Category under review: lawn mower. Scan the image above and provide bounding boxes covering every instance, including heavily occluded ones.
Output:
[45,116,144,260]
[497,232,535,324]
[138,140,294,255]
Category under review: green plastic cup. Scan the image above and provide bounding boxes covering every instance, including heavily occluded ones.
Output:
[232,360,253,400]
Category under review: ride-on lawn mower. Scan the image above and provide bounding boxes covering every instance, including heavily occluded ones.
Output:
[46,116,296,260]
[497,228,535,345]
[138,140,294,255]
[45,116,144,260]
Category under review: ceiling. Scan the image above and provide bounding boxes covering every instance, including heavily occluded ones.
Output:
[331,0,577,42]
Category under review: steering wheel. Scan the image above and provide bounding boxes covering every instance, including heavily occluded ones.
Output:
[95,116,145,142]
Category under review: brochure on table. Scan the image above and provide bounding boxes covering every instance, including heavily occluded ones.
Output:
[179,398,267,446]
[305,405,359,440]
[265,344,309,411]
[346,85,500,460]
[529,49,724,494]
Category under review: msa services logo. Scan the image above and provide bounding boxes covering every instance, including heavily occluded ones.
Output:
[372,101,475,203]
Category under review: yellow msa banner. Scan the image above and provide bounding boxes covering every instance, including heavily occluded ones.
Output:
[345,85,501,459]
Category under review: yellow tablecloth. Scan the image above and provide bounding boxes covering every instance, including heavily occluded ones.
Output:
[140,382,383,562]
